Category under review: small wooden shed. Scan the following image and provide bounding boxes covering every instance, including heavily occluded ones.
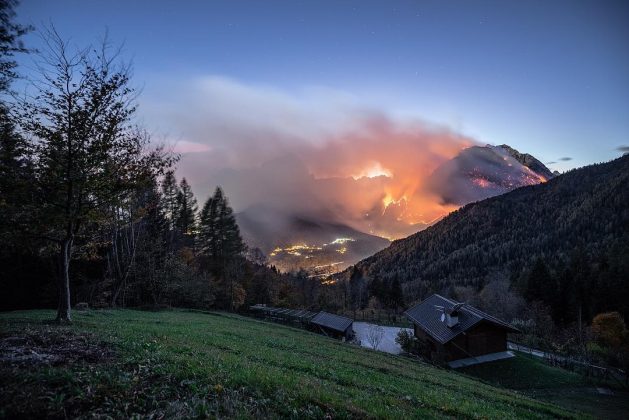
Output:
[309,311,354,340]
[405,294,519,363]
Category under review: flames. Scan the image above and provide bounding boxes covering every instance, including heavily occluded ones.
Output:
[352,162,393,179]
[179,97,551,241]
[472,178,491,188]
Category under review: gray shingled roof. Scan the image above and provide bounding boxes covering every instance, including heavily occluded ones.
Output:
[404,294,520,344]
[249,305,317,321]
[310,311,353,333]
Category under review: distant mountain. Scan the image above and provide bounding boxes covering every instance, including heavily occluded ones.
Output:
[236,144,553,273]
[236,205,390,275]
[426,144,555,205]
[340,155,629,314]
[497,144,556,180]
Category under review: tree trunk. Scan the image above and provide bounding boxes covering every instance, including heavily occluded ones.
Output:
[56,237,73,323]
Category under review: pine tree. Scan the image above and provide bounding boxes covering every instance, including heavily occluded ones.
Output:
[161,170,180,231]
[198,186,244,265]
[198,186,245,310]
[219,193,245,259]
[198,187,222,260]
[0,105,31,236]
[0,0,31,93]
[0,0,31,240]
[175,178,198,238]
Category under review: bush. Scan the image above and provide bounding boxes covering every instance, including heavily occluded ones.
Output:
[395,329,415,353]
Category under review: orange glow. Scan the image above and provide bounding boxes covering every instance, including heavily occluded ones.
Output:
[472,178,492,188]
[352,161,393,179]
[299,120,475,238]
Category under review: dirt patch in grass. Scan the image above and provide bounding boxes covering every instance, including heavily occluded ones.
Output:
[0,327,118,418]
[0,327,114,366]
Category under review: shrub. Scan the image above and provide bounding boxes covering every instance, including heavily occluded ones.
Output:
[395,329,415,353]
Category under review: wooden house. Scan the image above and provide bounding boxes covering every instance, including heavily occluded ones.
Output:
[404,294,520,364]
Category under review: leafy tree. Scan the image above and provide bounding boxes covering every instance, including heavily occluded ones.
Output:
[20,28,173,322]
[592,312,627,349]
[395,329,416,354]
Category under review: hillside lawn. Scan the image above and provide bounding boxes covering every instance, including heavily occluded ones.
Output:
[459,353,629,420]
[1,309,582,419]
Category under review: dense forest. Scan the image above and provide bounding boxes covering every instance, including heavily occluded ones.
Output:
[338,155,629,325]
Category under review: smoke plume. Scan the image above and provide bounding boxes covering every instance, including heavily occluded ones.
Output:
[146,76,543,239]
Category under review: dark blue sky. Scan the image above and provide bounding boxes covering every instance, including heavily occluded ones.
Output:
[17,0,629,170]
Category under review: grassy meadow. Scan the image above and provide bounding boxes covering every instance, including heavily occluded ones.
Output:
[1,309,581,419]
[459,353,629,419]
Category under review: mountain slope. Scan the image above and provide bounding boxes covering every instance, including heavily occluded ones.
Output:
[235,144,552,274]
[497,144,556,180]
[343,155,629,306]
[426,144,554,205]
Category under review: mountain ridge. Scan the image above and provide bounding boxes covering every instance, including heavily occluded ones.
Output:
[338,155,629,312]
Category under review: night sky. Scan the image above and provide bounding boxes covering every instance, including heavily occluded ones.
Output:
[17,0,629,174]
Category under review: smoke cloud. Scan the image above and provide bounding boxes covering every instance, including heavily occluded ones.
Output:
[147,76,481,238]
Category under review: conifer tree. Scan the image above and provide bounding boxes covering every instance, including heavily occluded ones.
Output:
[198,186,245,310]
[0,0,31,240]
[198,186,244,267]
[175,177,198,237]
[160,170,180,232]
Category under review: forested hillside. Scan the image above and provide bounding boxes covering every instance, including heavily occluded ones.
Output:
[344,155,629,321]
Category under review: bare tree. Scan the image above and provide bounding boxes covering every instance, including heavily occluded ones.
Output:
[106,199,142,308]
[366,324,385,350]
[21,27,174,322]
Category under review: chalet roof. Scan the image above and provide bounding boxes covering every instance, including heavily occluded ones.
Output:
[249,305,317,321]
[310,311,353,333]
[404,294,520,345]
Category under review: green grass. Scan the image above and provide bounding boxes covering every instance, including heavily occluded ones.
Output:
[458,354,586,390]
[459,353,629,420]
[1,309,581,419]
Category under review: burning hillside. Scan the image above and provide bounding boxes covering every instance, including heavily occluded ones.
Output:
[169,78,554,272]
[426,144,555,205]
[234,144,553,275]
